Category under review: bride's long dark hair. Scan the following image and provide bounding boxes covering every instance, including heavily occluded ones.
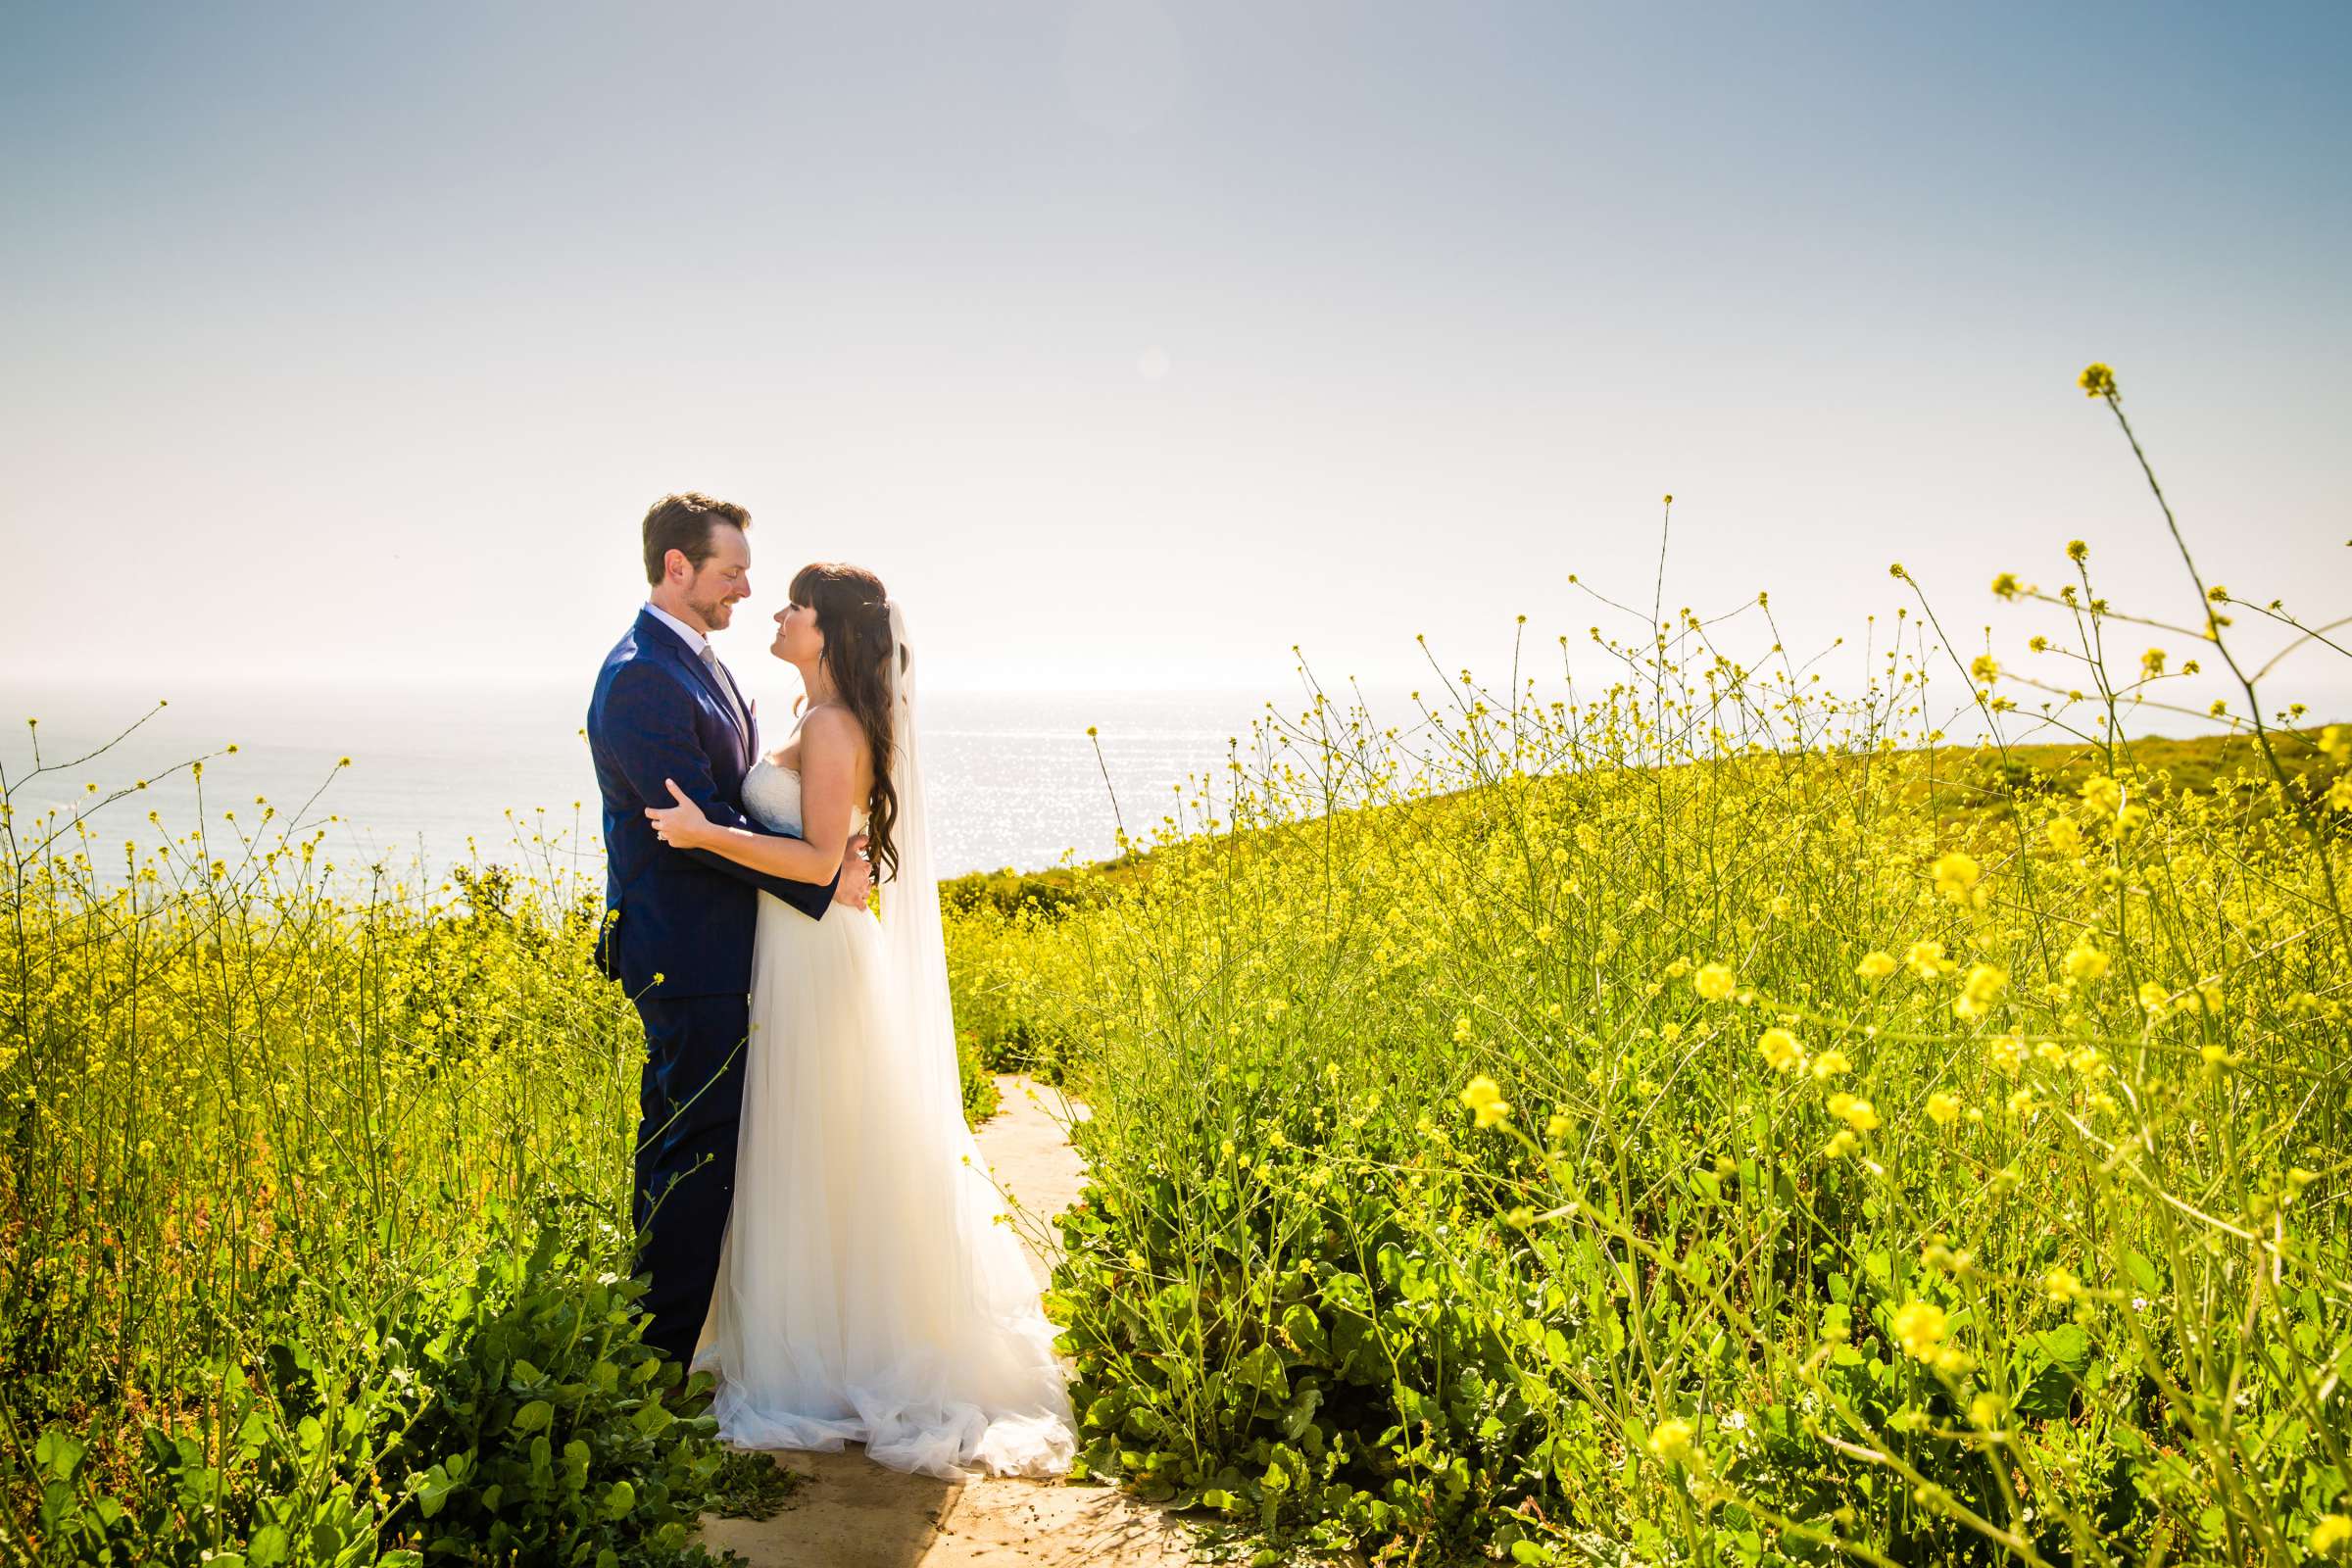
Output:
[790,562,902,884]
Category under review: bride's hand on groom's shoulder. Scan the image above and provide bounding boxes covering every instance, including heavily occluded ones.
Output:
[646,779,713,849]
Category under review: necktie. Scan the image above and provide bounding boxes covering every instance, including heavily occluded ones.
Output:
[701,644,752,760]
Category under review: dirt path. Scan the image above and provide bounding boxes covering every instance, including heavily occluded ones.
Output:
[696,1076,1199,1568]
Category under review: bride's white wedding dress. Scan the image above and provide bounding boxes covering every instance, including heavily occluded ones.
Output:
[692,712,1076,1480]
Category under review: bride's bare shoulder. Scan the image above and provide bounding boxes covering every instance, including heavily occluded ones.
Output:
[797,705,874,781]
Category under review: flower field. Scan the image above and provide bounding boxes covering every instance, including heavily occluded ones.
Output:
[5,368,2347,1566]
[949,381,2352,1563]
[0,790,813,1562]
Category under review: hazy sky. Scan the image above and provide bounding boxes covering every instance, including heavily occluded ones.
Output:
[4,2,2347,721]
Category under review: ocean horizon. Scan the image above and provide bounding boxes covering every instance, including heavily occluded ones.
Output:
[0,677,1303,886]
[6,671,2338,892]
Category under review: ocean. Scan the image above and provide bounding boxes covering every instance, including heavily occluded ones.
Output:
[7,672,2331,893]
[0,680,1283,887]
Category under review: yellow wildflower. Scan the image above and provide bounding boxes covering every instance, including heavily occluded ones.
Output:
[1988,1034,2027,1075]
[1990,572,2022,600]
[1931,851,1981,905]
[1810,1049,1851,1080]
[2312,1516,2352,1557]
[1757,1027,1802,1073]
[2047,816,2082,855]
[2045,1268,2081,1303]
[1969,655,1998,686]
[2062,938,2110,984]
[1969,1393,2004,1431]
[1926,1092,1961,1127]
[1459,1076,1511,1129]
[2080,774,2122,816]
[1827,1092,1880,1132]
[1693,961,1736,1002]
[1855,950,1897,980]
[2140,648,2166,676]
[2078,364,2116,398]
[1905,940,1954,981]
[1648,1417,1696,1464]
[1890,1299,1947,1362]
[1954,962,2007,1021]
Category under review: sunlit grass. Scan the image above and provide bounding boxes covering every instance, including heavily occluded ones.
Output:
[948,368,2352,1564]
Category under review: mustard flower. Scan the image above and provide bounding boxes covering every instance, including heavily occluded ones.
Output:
[1931,851,1982,905]
[1810,1048,1851,1080]
[1988,1033,2027,1076]
[1757,1027,1802,1073]
[1693,961,1736,1002]
[1890,1299,1947,1362]
[1648,1417,1696,1464]
[1990,571,2022,600]
[2078,363,2117,398]
[2313,1516,2352,1557]
[1855,950,1897,980]
[1926,1092,1961,1127]
[2062,938,2110,984]
[1827,1092,1880,1133]
[1905,940,1954,980]
[1459,1076,1511,1129]
[1954,962,2006,1021]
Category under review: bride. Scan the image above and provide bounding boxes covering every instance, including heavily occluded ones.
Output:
[642,561,1075,1481]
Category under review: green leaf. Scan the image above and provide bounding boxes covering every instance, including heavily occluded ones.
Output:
[513,1399,555,1434]
[34,1430,84,1482]
[248,1524,290,1567]
[1234,1343,1289,1401]
[601,1479,636,1520]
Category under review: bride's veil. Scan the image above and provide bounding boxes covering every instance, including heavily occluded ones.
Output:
[877,603,964,1144]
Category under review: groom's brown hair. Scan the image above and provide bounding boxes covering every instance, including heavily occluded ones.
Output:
[641,492,752,586]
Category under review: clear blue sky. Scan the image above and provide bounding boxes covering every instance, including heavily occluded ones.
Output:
[4,2,2346,727]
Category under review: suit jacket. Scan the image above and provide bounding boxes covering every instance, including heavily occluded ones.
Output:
[586,608,837,997]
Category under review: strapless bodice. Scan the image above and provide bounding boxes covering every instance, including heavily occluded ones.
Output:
[742,760,866,838]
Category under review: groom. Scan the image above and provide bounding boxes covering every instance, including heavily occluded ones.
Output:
[585,491,872,1369]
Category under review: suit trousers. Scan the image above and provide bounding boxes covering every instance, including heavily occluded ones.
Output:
[632,990,752,1368]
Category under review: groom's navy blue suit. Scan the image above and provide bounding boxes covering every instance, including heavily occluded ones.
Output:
[586,608,838,1366]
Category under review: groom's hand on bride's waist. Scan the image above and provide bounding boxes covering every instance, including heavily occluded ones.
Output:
[834,835,874,909]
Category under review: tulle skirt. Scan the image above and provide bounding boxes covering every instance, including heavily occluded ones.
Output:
[693,892,1075,1480]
